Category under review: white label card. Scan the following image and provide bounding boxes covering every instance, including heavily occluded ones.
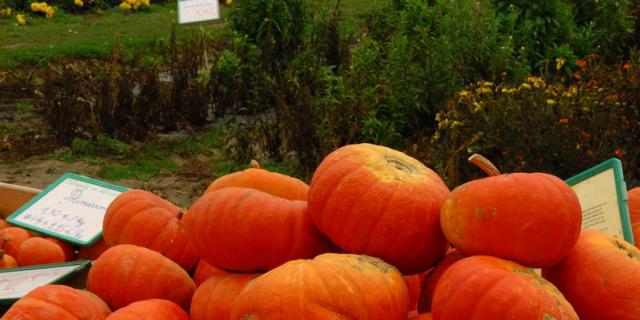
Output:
[7,173,127,246]
[0,261,89,302]
[178,0,219,24]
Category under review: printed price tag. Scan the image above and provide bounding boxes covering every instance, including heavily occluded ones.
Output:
[566,158,634,244]
[7,173,127,246]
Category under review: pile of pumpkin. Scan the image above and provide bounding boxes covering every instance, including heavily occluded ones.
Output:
[2,143,639,319]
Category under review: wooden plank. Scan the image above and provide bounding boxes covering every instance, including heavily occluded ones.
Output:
[0,182,41,219]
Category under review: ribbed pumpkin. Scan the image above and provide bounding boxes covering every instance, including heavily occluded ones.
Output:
[190,270,260,320]
[0,226,31,258]
[308,143,451,274]
[230,253,409,319]
[87,244,196,311]
[184,187,332,272]
[105,299,189,320]
[418,250,465,313]
[542,229,640,320]
[432,255,577,320]
[440,155,582,267]
[204,160,308,201]
[17,237,67,266]
[628,187,639,246]
[2,285,111,320]
[103,189,199,271]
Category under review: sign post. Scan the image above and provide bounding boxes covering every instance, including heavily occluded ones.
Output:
[566,158,635,245]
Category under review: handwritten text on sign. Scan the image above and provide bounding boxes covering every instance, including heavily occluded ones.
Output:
[178,0,219,24]
[0,265,81,300]
[11,178,121,243]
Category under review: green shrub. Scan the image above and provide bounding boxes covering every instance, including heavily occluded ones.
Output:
[428,55,640,187]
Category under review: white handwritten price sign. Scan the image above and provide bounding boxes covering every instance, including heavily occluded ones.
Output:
[178,0,219,24]
[0,260,90,305]
[566,158,635,245]
[7,173,127,247]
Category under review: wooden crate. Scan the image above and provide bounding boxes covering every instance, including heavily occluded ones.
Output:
[0,181,89,312]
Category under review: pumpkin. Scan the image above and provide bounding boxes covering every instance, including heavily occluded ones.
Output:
[103,189,199,271]
[230,253,409,319]
[408,313,432,320]
[628,187,640,246]
[542,229,640,320]
[308,143,451,274]
[17,237,67,266]
[77,237,109,261]
[418,250,465,313]
[404,271,428,317]
[105,299,189,320]
[2,285,110,320]
[432,255,577,319]
[87,244,196,311]
[0,219,10,229]
[184,187,332,272]
[0,226,31,258]
[204,160,309,201]
[439,154,582,267]
[190,270,260,320]
[0,250,17,268]
[192,259,224,286]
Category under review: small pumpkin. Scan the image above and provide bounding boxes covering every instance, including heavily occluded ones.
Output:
[103,189,199,271]
[204,160,309,201]
[432,255,577,319]
[418,249,465,313]
[440,154,582,267]
[542,229,640,320]
[17,237,67,266]
[628,187,639,247]
[2,285,111,320]
[87,244,196,311]
[190,269,260,320]
[0,250,17,268]
[105,299,189,320]
[0,226,31,258]
[308,143,451,274]
[230,253,409,319]
[184,187,332,272]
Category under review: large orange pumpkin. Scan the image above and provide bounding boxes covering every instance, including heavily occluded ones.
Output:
[542,229,640,320]
[17,237,67,266]
[440,156,582,267]
[103,189,199,271]
[432,255,577,319]
[104,299,189,320]
[308,143,451,274]
[628,187,640,246]
[230,253,409,319]
[184,187,332,272]
[87,244,196,311]
[2,285,111,320]
[190,269,260,320]
[204,160,308,200]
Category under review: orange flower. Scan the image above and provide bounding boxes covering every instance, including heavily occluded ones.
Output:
[575,59,587,69]
[614,148,624,159]
[623,63,631,70]
[558,118,569,124]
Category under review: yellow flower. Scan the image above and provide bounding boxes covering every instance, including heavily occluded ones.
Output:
[44,6,55,18]
[458,90,470,97]
[476,87,492,94]
[519,83,531,90]
[526,76,545,88]
[74,0,84,7]
[556,57,566,71]
[141,0,150,6]
[16,14,25,25]
[501,87,516,94]
[31,2,40,11]
[472,101,483,112]
[119,1,131,10]
[225,0,232,5]
[546,99,556,106]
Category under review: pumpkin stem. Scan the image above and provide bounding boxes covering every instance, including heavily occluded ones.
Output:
[176,209,185,220]
[250,160,261,169]
[468,154,501,177]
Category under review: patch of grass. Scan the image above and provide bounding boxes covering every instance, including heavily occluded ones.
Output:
[12,101,33,111]
[0,3,226,68]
